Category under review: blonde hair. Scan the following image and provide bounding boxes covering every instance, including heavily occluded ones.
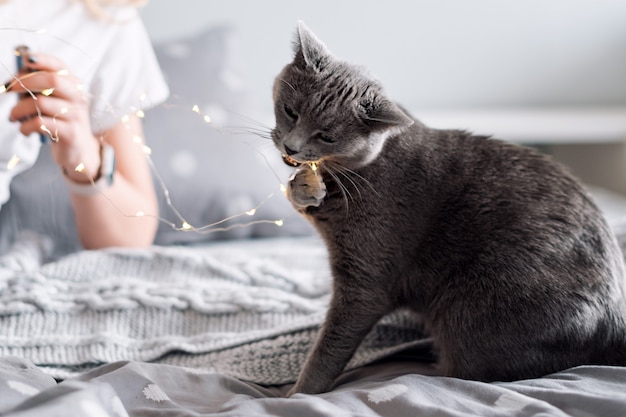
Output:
[0,0,148,21]
[81,0,148,20]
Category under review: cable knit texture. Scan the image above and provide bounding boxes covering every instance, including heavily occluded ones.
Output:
[0,234,425,383]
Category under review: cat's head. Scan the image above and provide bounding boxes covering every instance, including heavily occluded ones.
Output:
[272,22,413,170]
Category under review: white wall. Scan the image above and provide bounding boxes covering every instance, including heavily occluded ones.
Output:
[140,0,626,114]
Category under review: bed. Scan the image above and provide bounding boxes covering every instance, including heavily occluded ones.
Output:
[1,26,626,417]
[1,230,626,417]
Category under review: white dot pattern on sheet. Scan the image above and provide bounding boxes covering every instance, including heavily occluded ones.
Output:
[143,384,170,402]
[7,380,40,396]
[367,383,408,404]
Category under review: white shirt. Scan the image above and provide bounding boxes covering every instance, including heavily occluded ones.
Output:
[0,0,169,209]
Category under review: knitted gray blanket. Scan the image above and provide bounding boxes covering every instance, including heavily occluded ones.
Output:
[0,233,425,384]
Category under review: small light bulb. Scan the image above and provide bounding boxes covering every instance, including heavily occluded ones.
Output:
[203,115,211,123]
[121,114,130,124]
[41,88,54,96]
[245,209,256,216]
[57,69,69,76]
[60,107,68,114]
[310,162,318,172]
[136,110,145,118]
[192,105,200,113]
[0,84,6,94]
[74,163,85,173]
[7,154,19,170]
[135,211,145,217]
[274,220,284,227]
[182,221,192,231]
[40,125,52,136]
[280,184,287,193]
[142,145,152,155]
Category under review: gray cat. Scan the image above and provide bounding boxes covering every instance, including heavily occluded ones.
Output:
[271,22,626,395]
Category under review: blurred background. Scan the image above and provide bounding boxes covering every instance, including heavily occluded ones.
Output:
[140,0,626,198]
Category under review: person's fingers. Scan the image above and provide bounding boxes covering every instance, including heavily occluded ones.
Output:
[23,52,70,74]
[15,112,65,139]
[10,94,74,120]
[5,70,82,101]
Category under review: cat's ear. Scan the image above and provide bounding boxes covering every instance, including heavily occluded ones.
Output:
[292,21,333,72]
[358,97,414,130]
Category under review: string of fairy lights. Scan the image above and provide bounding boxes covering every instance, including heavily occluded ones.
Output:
[0,39,309,236]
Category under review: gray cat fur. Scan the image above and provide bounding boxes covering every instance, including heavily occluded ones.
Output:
[271,21,626,395]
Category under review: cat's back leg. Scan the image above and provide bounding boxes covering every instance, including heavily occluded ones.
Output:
[426,264,626,382]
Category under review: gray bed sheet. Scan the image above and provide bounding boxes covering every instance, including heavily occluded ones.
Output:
[1,356,625,416]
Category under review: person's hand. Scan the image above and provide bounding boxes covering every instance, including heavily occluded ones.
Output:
[7,51,101,183]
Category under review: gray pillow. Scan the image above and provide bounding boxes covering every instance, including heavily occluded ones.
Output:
[144,26,313,245]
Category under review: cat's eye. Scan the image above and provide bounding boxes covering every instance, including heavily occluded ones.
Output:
[284,105,298,121]
[316,132,336,144]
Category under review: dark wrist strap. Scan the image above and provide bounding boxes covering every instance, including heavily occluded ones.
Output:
[64,144,115,196]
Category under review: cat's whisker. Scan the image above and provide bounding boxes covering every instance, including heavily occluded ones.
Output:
[279,78,297,93]
[322,164,353,211]
[213,110,276,141]
[323,160,381,202]
[226,110,273,129]
[252,141,278,151]
[329,162,381,199]
[325,162,363,200]
[329,169,362,201]
[225,126,273,140]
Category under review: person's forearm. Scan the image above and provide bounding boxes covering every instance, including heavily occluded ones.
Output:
[70,174,158,249]
[68,115,159,250]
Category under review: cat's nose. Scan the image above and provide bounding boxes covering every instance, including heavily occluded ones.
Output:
[284,145,298,156]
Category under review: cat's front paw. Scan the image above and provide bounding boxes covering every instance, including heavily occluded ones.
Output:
[287,165,326,209]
